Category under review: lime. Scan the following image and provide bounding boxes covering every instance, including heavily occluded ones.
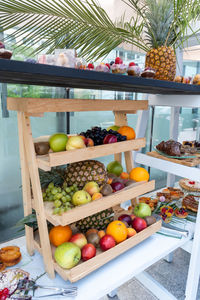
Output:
[49,133,68,152]
[107,161,123,176]
[107,125,120,131]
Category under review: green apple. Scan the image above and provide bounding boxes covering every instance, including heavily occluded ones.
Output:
[134,203,151,218]
[49,133,68,152]
[107,125,120,131]
[72,190,91,206]
[107,161,123,176]
[54,242,81,269]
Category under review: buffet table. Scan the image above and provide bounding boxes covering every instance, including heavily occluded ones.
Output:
[1,59,200,300]
[0,228,193,300]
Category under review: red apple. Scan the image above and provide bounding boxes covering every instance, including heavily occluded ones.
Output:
[69,233,87,249]
[111,182,125,192]
[103,134,117,144]
[129,62,136,66]
[115,57,123,64]
[100,234,116,251]
[81,243,96,261]
[132,217,147,232]
[118,214,132,226]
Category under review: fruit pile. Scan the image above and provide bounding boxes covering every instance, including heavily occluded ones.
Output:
[49,205,157,270]
[42,158,150,216]
[79,126,127,146]
[34,125,136,155]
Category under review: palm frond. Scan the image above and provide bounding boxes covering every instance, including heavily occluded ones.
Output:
[0,0,149,60]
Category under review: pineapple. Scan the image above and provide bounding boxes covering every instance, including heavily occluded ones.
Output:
[76,208,114,232]
[144,1,176,81]
[65,160,108,189]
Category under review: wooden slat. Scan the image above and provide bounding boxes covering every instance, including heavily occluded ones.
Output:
[36,181,155,226]
[7,98,148,113]
[37,138,146,171]
[54,220,161,282]
[22,114,55,278]
[147,151,200,167]
[17,112,34,256]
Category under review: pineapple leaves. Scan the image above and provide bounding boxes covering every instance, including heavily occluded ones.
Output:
[0,0,199,59]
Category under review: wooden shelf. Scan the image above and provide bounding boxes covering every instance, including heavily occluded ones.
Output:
[2,59,200,94]
[37,138,146,171]
[7,98,148,114]
[147,151,200,167]
[34,215,161,282]
[35,181,155,226]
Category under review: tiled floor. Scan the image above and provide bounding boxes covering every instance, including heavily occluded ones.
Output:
[101,248,200,300]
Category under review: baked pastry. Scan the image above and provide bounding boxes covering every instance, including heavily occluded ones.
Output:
[157,187,184,201]
[174,207,188,218]
[0,246,21,267]
[179,179,200,192]
[156,140,184,156]
[0,269,29,295]
[138,197,158,211]
[182,195,199,212]
[0,261,5,271]
[160,205,174,223]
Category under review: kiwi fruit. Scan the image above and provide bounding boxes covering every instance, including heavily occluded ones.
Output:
[34,142,50,155]
[101,184,113,196]
[144,216,156,226]
[87,233,100,247]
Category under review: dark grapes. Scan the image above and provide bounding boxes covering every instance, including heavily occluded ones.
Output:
[79,126,127,145]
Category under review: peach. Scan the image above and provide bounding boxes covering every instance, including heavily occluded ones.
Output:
[98,230,106,239]
[85,138,94,147]
[83,181,100,196]
[120,172,129,179]
[127,227,137,238]
[92,192,103,201]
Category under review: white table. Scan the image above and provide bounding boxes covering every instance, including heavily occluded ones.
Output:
[1,223,194,300]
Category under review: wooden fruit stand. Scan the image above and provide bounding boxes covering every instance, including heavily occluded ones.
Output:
[7,95,161,282]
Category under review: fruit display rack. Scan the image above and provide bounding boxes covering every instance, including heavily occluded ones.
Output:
[7,95,161,282]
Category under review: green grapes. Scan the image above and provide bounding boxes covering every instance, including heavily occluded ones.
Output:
[42,182,78,215]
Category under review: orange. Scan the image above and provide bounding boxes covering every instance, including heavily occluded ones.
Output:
[49,225,72,247]
[118,126,136,140]
[129,167,149,182]
[106,220,127,243]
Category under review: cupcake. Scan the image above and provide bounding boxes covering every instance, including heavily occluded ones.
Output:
[127,63,141,76]
[95,63,110,72]
[87,63,94,70]
[0,42,12,59]
[193,74,200,85]
[111,63,127,74]
[141,67,156,79]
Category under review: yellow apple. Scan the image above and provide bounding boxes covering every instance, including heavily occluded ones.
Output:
[66,136,86,150]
